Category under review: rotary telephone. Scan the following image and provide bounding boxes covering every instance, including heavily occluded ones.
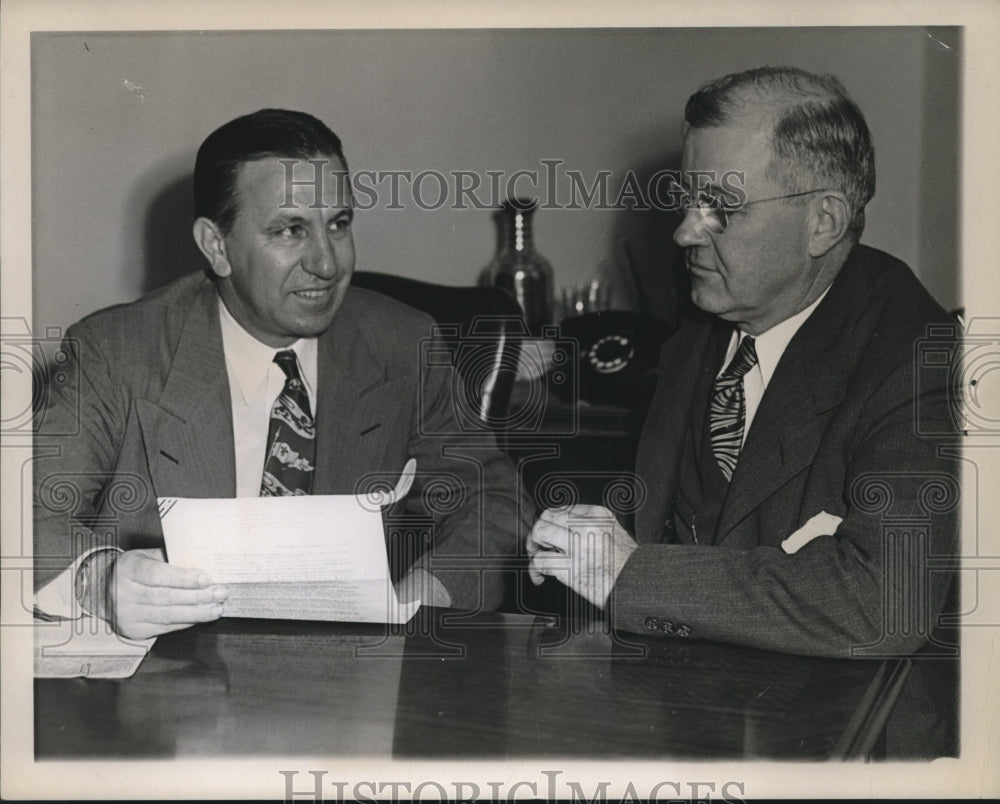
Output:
[558,310,673,405]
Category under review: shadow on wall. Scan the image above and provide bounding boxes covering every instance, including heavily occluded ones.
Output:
[141,170,205,294]
[607,148,690,329]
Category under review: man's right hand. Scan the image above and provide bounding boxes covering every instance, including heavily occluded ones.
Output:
[106,548,228,639]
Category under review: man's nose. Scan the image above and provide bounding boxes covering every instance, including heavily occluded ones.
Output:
[304,233,338,278]
[673,208,714,249]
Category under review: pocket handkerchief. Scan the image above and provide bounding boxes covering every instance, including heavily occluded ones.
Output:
[781,510,843,554]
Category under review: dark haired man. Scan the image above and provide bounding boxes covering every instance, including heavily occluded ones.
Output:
[34,109,531,639]
[528,67,959,756]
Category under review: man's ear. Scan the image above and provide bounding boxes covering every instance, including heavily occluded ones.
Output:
[807,192,851,258]
[193,217,231,278]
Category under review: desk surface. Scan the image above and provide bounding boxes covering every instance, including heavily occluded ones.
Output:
[35,610,907,760]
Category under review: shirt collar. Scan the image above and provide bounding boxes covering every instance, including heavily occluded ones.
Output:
[733,286,831,388]
[217,296,318,405]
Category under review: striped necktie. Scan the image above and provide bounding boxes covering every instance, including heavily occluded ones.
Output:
[260,350,315,496]
[709,335,758,482]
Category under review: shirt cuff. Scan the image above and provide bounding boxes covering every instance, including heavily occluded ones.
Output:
[34,546,123,620]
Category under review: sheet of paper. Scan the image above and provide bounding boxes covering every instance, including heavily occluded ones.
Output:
[158,460,420,624]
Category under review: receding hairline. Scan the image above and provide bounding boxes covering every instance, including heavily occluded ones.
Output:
[688,79,841,131]
[224,151,352,226]
[233,151,349,175]
[682,80,849,170]
[685,67,852,123]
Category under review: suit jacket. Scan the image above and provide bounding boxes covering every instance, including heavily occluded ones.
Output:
[615,245,960,661]
[33,272,532,610]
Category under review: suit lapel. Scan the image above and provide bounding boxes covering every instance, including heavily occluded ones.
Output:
[136,281,236,498]
[635,319,728,542]
[716,256,865,542]
[312,298,402,494]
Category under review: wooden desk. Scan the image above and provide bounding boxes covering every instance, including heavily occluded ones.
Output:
[35,611,908,760]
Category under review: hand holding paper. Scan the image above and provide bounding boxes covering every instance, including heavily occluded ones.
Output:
[159,460,421,624]
[108,548,229,639]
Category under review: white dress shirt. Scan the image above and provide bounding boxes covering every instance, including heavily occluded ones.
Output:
[719,287,830,447]
[33,299,321,619]
[218,298,319,497]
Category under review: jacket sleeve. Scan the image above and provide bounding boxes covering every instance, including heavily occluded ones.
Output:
[396,334,535,611]
[33,319,130,589]
[612,347,959,658]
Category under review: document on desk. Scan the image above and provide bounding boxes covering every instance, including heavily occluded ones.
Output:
[159,460,420,624]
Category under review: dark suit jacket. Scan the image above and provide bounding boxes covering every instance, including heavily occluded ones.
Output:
[615,245,959,660]
[33,272,532,610]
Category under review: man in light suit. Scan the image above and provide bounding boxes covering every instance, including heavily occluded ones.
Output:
[34,109,531,639]
[527,68,959,755]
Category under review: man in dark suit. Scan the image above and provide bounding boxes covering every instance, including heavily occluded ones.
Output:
[527,68,959,755]
[34,109,531,639]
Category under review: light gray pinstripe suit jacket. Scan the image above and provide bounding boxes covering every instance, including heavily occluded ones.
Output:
[33,272,532,611]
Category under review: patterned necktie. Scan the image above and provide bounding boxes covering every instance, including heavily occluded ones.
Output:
[710,335,758,482]
[260,350,315,496]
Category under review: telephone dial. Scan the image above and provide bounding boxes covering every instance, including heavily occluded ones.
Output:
[557,310,673,405]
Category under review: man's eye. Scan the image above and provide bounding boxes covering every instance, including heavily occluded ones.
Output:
[329,216,353,237]
[276,225,305,238]
[678,188,720,210]
[699,193,727,211]
[670,183,695,208]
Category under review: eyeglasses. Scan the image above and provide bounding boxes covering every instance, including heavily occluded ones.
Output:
[673,184,829,234]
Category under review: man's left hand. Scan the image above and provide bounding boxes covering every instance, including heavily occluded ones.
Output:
[527,505,638,609]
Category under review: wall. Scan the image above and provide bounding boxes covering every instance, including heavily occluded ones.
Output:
[31,27,961,334]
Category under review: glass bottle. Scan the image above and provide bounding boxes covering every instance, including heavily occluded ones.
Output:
[481,198,553,335]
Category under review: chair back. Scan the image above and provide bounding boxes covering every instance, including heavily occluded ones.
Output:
[351,272,524,429]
